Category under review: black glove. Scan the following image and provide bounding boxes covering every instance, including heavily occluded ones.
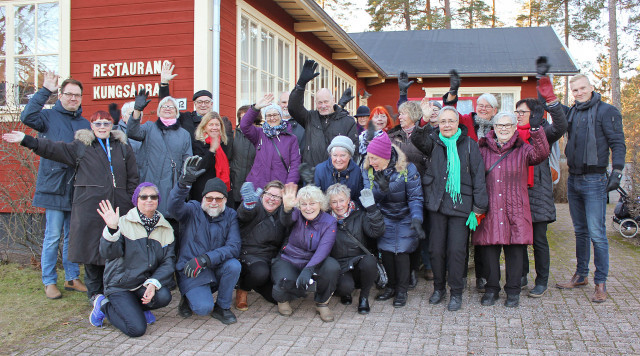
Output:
[528,101,544,129]
[296,267,314,289]
[398,71,414,96]
[606,169,623,192]
[536,56,551,79]
[373,170,389,192]
[338,88,355,108]
[411,218,425,240]
[297,59,320,87]
[449,69,461,96]
[365,120,376,143]
[108,103,120,122]
[298,162,315,186]
[134,88,151,111]
[179,156,206,187]
[184,255,210,278]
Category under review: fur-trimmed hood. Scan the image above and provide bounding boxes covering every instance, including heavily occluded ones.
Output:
[362,143,408,173]
[74,129,128,146]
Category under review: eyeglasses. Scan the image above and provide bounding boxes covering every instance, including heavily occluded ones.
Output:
[439,120,458,126]
[92,121,112,128]
[476,104,494,110]
[494,123,514,129]
[161,105,176,110]
[300,201,319,208]
[265,113,281,119]
[204,196,225,203]
[514,110,531,116]
[195,99,212,105]
[62,92,82,99]
[138,194,159,201]
[263,192,282,201]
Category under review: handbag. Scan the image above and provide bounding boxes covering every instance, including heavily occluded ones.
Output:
[339,224,388,289]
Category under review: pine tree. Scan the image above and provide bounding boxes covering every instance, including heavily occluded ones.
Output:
[456,0,494,29]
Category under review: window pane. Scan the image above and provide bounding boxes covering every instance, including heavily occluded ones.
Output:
[0,7,6,55]
[241,64,249,105]
[38,55,58,104]
[15,5,35,55]
[250,22,258,66]
[37,2,59,53]
[260,29,268,71]
[284,44,290,82]
[261,72,267,95]
[0,59,5,106]
[241,16,248,63]
[277,39,283,78]
[268,33,274,74]
[250,68,257,104]
[15,56,36,104]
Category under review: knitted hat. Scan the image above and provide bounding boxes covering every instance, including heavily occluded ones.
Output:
[260,104,284,121]
[367,132,392,160]
[327,135,355,156]
[202,178,228,199]
[354,106,371,117]
[430,101,443,109]
[193,90,213,101]
[132,182,160,207]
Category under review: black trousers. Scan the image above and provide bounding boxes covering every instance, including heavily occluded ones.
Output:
[380,251,410,294]
[271,257,340,303]
[102,287,172,337]
[523,222,550,287]
[238,260,276,304]
[429,211,468,296]
[84,264,104,299]
[335,255,377,298]
[482,244,525,295]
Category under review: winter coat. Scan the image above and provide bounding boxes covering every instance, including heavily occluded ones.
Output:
[19,87,91,211]
[21,130,138,265]
[387,125,427,174]
[527,103,568,223]
[240,108,301,189]
[314,158,363,203]
[330,207,385,273]
[100,207,175,296]
[362,146,423,253]
[474,128,550,246]
[279,209,337,269]
[230,129,256,205]
[287,119,306,149]
[168,184,241,295]
[190,140,231,202]
[288,86,358,166]
[127,118,192,219]
[237,202,287,265]
[115,120,141,154]
[411,124,488,218]
[440,93,482,142]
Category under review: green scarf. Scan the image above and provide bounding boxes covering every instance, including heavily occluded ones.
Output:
[439,129,462,203]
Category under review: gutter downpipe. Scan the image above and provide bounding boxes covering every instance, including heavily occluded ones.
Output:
[212,0,221,112]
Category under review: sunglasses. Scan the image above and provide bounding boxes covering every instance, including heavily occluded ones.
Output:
[204,196,225,203]
[138,194,159,201]
[92,121,113,128]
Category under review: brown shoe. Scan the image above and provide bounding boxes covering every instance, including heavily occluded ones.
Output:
[235,289,248,311]
[424,269,434,281]
[591,283,607,303]
[45,284,62,299]
[277,302,292,316]
[556,273,588,289]
[315,300,334,322]
[64,279,88,293]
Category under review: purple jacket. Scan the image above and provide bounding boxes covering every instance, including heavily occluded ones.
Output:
[241,108,301,190]
[279,209,337,269]
[473,128,549,246]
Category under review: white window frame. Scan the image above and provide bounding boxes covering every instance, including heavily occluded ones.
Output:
[422,86,521,112]
[333,66,356,114]
[296,41,333,111]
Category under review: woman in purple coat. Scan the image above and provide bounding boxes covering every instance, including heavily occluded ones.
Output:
[474,112,549,308]
[241,93,301,189]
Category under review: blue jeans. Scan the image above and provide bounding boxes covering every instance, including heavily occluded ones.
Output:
[41,209,79,286]
[185,259,241,314]
[567,173,608,284]
[103,287,172,337]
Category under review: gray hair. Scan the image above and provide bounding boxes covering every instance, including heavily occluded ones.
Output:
[492,112,517,125]
[438,106,460,120]
[326,183,351,202]
[477,93,499,109]
[398,101,422,123]
[121,101,135,119]
[157,96,180,119]
[296,185,329,211]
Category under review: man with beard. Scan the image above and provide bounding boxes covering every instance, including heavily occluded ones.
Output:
[169,156,241,324]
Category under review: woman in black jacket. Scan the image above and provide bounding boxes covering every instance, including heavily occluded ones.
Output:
[191,112,232,202]
[328,184,384,314]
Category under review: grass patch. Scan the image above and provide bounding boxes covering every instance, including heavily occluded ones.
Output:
[0,263,91,353]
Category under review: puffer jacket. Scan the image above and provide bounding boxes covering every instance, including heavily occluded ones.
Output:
[330,207,385,273]
[100,207,175,296]
[411,124,488,218]
[127,118,192,219]
[279,209,337,269]
[387,125,427,174]
[314,158,363,203]
[362,146,423,253]
[288,86,358,166]
[230,129,256,205]
[237,202,287,264]
[474,128,550,246]
[20,87,91,211]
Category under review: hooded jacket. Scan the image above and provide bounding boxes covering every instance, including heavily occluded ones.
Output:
[314,158,363,203]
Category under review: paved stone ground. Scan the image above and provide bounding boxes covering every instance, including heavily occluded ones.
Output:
[15,204,640,355]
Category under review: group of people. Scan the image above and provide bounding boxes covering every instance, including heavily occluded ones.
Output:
[2,55,625,337]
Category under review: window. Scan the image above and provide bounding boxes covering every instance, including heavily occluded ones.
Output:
[297,49,331,111]
[1,1,62,107]
[333,67,356,114]
[423,86,521,114]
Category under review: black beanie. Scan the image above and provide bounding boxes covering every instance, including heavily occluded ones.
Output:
[202,178,228,199]
[193,90,213,101]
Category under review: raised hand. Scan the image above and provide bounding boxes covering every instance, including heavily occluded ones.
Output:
[359,188,376,209]
[420,97,435,119]
[161,61,178,83]
[296,59,320,87]
[282,182,298,212]
[449,70,461,96]
[97,199,120,230]
[43,71,59,93]
[134,88,151,112]
[2,131,26,144]
[338,88,355,108]
[398,71,414,96]
[255,93,274,110]
[537,76,558,104]
[178,156,206,187]
[535,56,551,79]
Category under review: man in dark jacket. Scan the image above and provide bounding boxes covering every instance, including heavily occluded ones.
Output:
[169,158,241,324]
[279,91,305,148]
[288,60,358,167]
[20,71,91,299]
[556,74,625,304]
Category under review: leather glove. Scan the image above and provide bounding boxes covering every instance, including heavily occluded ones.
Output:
[359,188,376,209]
[449,69,461,96]
[184,255,210,278]
[296,267,314,289]
[537,76,558,104]
[298,162,315,186]
[108,103,120,122]
[296,59,320,87]
[365,120,376,143]
[373,170,390,192]
[398,71,414,96]
[240,182,262,209]
[606,169,623,192]
[338,87,355,108]
[535,56,551,79]
[528,102,544,129]
[178,156,206,187]
[134,88,151,111]
[411,218,425,240]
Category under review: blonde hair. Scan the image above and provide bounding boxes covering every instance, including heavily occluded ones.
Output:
[195,111,228,145]
[570,73,591,84]
[296,185,329,211]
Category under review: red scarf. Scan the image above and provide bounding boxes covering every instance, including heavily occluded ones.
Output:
[516,123,534,188]
[205,136,231,191]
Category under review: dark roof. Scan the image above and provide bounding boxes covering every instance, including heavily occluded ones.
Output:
[349,27,579,77]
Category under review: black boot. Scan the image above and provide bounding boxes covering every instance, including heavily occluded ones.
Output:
[393,291,407,307]
[340,294,352,305]
[409,270,417,289]
[375,288,395,301]
[448,294,462,311]
[505,294,520,308]
[429,289,446,304]
[357,296,370,314]
[178,295,193,318]
[480,292,499,306]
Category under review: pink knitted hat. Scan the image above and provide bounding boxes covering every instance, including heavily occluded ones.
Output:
[366,132,392,160]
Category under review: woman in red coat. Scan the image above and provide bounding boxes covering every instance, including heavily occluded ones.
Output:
[474,111,549,308]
